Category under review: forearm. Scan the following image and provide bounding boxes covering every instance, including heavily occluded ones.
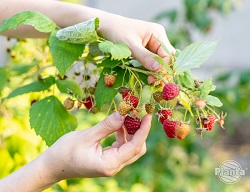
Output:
[0,151,58,192]
[0,0,122,38]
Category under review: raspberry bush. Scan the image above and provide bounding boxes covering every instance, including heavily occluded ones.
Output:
[0,11,225,145]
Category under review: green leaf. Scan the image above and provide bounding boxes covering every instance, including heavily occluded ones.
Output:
[56,18,99,44]
[199,78,216,98]
[0,67,8,92]
[175,49,182,57]
[98,40,131,60]
[29,96,77,146]
[7,76,55,98]
[181,98,193,116]
[135,71,149,85]
[205,95,223,107]
[174,40,218,74]
[49,31,85,77]
[153,56,173,74]
[95,67,129,110]
[56,79,83,99]
[0,11,56,33]
[178,70,194,89]
[98,57,121,68]
[88,42,103,57]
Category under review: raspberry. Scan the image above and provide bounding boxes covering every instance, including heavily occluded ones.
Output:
[118,101,132,116]
[202,114,216,131]
[156,109,172,124]
[162,83,179,101]
[122,89,133,99]
[163,119,177,138]
[175,122,190,140]
[124,115,141,135]
[82,96,94,110]
[104,74,116,87]
[90,106,98,114]
[153,91,163,104]
[124,95,139,108]
[195,99,206,110]
[145,103,155,114]
[63,97,75,110]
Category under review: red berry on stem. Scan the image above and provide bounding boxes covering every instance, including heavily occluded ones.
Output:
[202,114,216,131]
[162,83,179,101]
[82,96,94,110]
[122,89,133,99]
[124,115,141,135]
[157,109,172,124]
[163,119,177,138]
[124,95,139,108]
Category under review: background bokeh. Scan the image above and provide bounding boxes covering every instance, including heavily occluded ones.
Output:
[1,0,250,191]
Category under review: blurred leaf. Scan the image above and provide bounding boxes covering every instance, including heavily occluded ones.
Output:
[205,95,223,107]
[98,57,121,68]
[95,67,129,110]
[49,31,85,77]
[9,62,37,76]
[56,79,83,99]
[7,76,55,98]
[29,95,77,146]
[99,40,131,60]
[154,9,177,23]
[0,67,8,92]
[181,98,193,116]
[0,11,56,33]
[0,149,14,178]
[199,78,216,98]
[56,18,99,44]
[174,40,218,74]
[215,71,232,82]
[239,70,250,86]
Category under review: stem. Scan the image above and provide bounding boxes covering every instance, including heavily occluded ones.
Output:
[195,108,203,130]
[122,66,168,84]
[184,109,188,122]
[206,105,220,119]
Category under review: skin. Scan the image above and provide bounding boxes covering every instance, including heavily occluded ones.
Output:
[0,0,175,191]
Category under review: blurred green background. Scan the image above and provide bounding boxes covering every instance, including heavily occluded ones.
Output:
[1,0,250,191]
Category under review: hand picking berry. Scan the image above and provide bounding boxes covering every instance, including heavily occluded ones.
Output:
[124,115,141,135]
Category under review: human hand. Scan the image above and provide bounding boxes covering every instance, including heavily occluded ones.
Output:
[42,112,152,182]
[98,14,175,73]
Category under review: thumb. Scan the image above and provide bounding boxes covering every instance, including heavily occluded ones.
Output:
[131,45,160,71]
[90,112,125,141]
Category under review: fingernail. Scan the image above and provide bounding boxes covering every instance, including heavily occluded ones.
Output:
[114,112,124,121]
[151,61,160,71]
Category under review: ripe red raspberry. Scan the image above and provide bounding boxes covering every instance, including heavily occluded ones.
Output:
[104,74,116,87]
[122,89,133,99]
[202,114,216,131]
[124,95,139,108]
[163,119,177,138]
[156,109,172,124]
[162,83,179,101]
[124,115,141,135]
[82,96,94,110]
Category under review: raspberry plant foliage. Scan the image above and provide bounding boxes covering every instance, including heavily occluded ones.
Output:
[0,11,224,145]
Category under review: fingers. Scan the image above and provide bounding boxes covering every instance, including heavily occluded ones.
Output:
[115,114,152,164]
[89,112,125,141]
